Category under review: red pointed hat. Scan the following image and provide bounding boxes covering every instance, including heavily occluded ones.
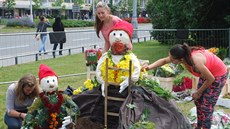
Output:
[38,64,57,81]
[110,20,133,39]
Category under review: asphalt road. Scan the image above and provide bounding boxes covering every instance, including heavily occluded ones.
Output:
[0,23,153,66]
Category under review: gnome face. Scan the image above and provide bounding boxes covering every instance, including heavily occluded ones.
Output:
[39,64,58,93]
[40,76,58,92]
[109,30,130,55]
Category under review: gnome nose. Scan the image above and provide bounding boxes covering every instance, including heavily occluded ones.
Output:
[115,36,121,41]
[49,81,55,86]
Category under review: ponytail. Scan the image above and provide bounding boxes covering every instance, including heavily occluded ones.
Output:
[170,43,193,66]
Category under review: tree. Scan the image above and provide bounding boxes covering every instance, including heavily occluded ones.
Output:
[146,0,230,29]
[52,0,66,16]
[2,0,16,17]
[73,0,84,5]
[146,0,230,47]
[33,0,41,10]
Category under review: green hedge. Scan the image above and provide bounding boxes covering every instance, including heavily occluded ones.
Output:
[6,18,94,28]
[33,19,94,28]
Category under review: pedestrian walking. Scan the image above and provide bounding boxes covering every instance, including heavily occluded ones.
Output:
[35,16,51,55]
[51,17,65,58]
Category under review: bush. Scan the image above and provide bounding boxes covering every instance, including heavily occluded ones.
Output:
[62,20,94,27]
[6,17,35,27]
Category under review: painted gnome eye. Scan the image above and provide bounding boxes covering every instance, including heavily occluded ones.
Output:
[120,33,122,36]
[53,79,55,82]
[113,33,116,36]
[47,80,49,83]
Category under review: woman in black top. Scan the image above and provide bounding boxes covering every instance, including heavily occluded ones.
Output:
[52,17,65,57]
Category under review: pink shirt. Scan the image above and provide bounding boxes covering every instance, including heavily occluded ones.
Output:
[101,15,121,45]
[189,50,227,77]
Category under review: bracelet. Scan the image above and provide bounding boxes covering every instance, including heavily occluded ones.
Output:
[19,113,22,118]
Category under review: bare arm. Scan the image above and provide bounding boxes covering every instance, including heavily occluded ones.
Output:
[143,57,171,71]
[8,110,26,119]
[103,41,110,53]
[192,53,215,99]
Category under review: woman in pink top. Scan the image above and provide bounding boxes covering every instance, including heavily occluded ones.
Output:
[143,43,227,129]
[95,1,123,52]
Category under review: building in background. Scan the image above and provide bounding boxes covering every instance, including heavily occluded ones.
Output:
[0,0,148,19]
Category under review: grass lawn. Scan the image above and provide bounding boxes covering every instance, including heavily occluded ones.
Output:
[0,41,229,128]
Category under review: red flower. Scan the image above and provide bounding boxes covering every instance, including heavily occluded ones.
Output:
[173,84,186,92]
[39,91,64,128]
[111,42,127,55]
[183,77,192,89]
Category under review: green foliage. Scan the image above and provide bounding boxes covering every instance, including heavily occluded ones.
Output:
[146,0,230,29]
[72,0,84,5]
[33,0,41,10]
[217,47,228,60]
[173,70,193,86]
[129,109,156,129]
[2,0,16,11]
[136,77,177,100]
[62,20,94,27]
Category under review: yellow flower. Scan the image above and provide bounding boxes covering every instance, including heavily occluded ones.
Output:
[100,53,134,83]
[208,47,219,54]
[73,87,83,95]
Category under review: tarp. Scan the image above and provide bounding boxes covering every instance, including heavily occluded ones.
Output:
[72,85,192,129]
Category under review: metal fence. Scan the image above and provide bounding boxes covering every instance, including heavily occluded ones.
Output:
[0,28,230,85]
[0,28,229,67]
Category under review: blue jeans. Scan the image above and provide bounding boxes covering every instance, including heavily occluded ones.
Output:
[39,35,47,52]
[4,113,22,129]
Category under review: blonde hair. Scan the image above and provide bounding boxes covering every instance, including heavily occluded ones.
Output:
[95,1,111,38]
[15,74,40,103]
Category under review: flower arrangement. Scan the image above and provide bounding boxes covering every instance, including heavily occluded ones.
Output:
[100,50,134,84]
[208,47,219,55]
[152,63,184,78]
[73,78,99,95]
[23,91,80,129]
[208,47,228,60]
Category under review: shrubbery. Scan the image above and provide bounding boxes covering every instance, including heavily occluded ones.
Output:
[62,20,94,27]
[122,17,151,23]
[6,17,35,27]
[16,18,95,28]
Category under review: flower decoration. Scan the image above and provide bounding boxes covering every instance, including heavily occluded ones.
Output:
[208,47,219,55]
[73,78,98,95]
[23,91,80,129]
[100,50,134,83]
[153,63,184,78]
[111,42,127,55]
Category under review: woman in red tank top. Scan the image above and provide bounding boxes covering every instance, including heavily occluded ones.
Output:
[143,43,227,129]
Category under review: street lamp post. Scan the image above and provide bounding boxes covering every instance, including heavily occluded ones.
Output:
[30,0,33,22]
[131,0,138,39]
[92,0,95,21]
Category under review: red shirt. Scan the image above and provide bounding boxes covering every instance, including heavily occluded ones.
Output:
[187,49,227,77]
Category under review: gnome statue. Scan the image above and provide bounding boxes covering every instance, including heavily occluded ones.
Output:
[96,20,141,96]
[72,21,192,129]
[23,64,80,129]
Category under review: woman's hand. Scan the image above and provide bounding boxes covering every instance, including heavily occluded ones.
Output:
[141,64,150,71]
[21,113,27,119]
[192,92,202,100]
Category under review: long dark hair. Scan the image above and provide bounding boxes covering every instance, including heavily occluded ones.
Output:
[95,1,111,38]
[170,43,203,66]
